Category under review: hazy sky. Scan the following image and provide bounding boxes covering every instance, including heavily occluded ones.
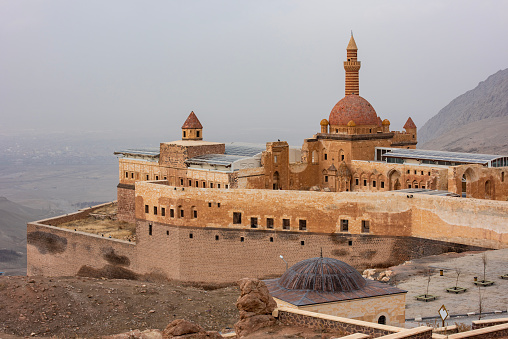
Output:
[1,1,507,146]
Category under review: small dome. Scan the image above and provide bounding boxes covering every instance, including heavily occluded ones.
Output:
[347,120,356,127]
[320,119,329,126]
[382,119,391,125]
[277,257,367,293]
[329,95,378,126]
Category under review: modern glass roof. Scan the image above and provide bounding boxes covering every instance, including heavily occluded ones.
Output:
[396,188,460,197]
[382,148,505,165]
[224,142,266,157]
[185,154,251,167]
[114,148,160,157]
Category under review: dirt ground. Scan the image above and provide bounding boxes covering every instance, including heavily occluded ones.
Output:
[0,276,239,338]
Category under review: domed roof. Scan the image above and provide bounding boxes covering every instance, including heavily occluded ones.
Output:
[347,120,356,127]
[382,119,391,125]
[320,119,329,126]
[329,95,378,126]
[277,257,367,293]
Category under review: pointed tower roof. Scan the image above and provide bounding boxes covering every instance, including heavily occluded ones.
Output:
[181,111,203,129]
[403,117,417,129]
[347,33,358,50]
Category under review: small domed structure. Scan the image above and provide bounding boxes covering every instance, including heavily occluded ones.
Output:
[320,119,329,126]
[382,119,391,125]
[277,257,366,293]
[347,120,356,127]
[329,95,378,126]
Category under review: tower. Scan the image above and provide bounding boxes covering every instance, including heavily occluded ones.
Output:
[344,33,361,96]
[181,111,203,140]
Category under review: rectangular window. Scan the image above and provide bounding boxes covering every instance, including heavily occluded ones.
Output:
[408,184,412,188]
[325,176,328,183]
[125,172,129,178]
[421,185,425,189]
[146,175,150,180]
[299,220,307,231]
[233,212,242,224]
[373,181,376,188]
[340,219,349,232]
[131,173,134,179]
[407,170,410,174]
[153,206,158,215]
[414,170,417,175]
[145,205,149,213]
[218,184,221,189]
[421,171,424,175]
[283,219,290,230]
[324,154,328,160]
[362,220,370,233]
[189,179,192,186]
[251,217,258,228]
[301,241,305,246]
[180,209,184,218]
[193,210,197,218]
[155,175,159,180]
[266,218,274,229]
[210,183,214,188]
[217,203,221,208]
[195,181,199,187]
[270,237,274,242]
[355,178,359,185]
[166,230,169,236]
[208,202,212,207]
[225,185,229,189]
[341,154,344,161]
[196,131,200,138]
[170,209,174,218]
[381,182,385,188]
[363,179,367,186]
[240,237,244,242]
[274,155,278,163]
[189,233,193,239]
[161,208,165,216]
[215,235,219,241]
[180,178,183,185]
[148,223,152,236]
[202,182,206,188]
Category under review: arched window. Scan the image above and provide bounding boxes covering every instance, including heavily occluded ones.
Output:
[311,151,317,164]
[378,315,386,325]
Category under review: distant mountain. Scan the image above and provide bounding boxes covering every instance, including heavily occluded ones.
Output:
[0,197,52,275]
[418,68,508,154]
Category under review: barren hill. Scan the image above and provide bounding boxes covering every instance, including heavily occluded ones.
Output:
[0,197,51,275]
[418,68,508,154]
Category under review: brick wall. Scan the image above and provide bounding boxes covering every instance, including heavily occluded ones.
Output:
[117,185,135,223]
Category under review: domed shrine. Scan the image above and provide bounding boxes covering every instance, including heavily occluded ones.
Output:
[264,257,407,326]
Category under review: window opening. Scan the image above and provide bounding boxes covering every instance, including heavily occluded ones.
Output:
[270,237,273,242]
[251,217,258,228]
[170,209,174,218]
[233,212,242,224]
[189,233,193,239]
[266,218,274,229]
[348,240,353,246]
[299,220,307,231]
[148,223,152,236]
[145,205,149,213]
[215,235,219,241]
[362,220,370,233]
[240,237,244,242]
[283,219,290,230]
[153,206,157,215]
[340,219,349,232]
[301,241,305,246]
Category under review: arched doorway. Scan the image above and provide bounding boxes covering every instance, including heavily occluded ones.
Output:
[378,315,386,325]
[485,180,493,199]
[461,168,475,198]
[273,171,280,190]
[387,169,401,191]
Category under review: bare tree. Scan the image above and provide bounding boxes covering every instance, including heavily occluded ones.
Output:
[425,269,432,297]
[482,252,488,282]
[478,285,485,320]
[455,268,461,290]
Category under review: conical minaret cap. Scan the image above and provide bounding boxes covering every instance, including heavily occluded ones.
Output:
[347,34,358,50]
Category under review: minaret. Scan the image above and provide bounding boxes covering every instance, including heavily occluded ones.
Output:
[344,33,361,96]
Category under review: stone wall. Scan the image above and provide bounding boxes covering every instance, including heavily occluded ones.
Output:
[276,307,402,337]
[117,184,135,223]
[133,221,485,283]
[27,222,136,279]
[135,183,508,249]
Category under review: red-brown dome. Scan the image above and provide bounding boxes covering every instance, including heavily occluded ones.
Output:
[329,95,378,126]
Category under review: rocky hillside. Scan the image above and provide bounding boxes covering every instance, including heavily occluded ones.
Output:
[0,197,51,275]
[418,68,508,154]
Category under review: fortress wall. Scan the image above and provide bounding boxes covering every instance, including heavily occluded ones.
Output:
[409,195,508,249]
[135,221,485,284]
[27,222,136,278]
[36,201,116,226]
[117,185,136,223]
[136,183,508,249]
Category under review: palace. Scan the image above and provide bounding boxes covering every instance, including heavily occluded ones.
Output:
[114,34,508,224]
[28,36,508,305]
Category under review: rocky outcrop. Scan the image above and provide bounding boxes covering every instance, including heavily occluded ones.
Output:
[162,319,222,339]
[234,278,277,337]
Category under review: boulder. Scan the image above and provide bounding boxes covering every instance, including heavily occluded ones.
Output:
[162,319,222,339]
[234,278,277,337]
